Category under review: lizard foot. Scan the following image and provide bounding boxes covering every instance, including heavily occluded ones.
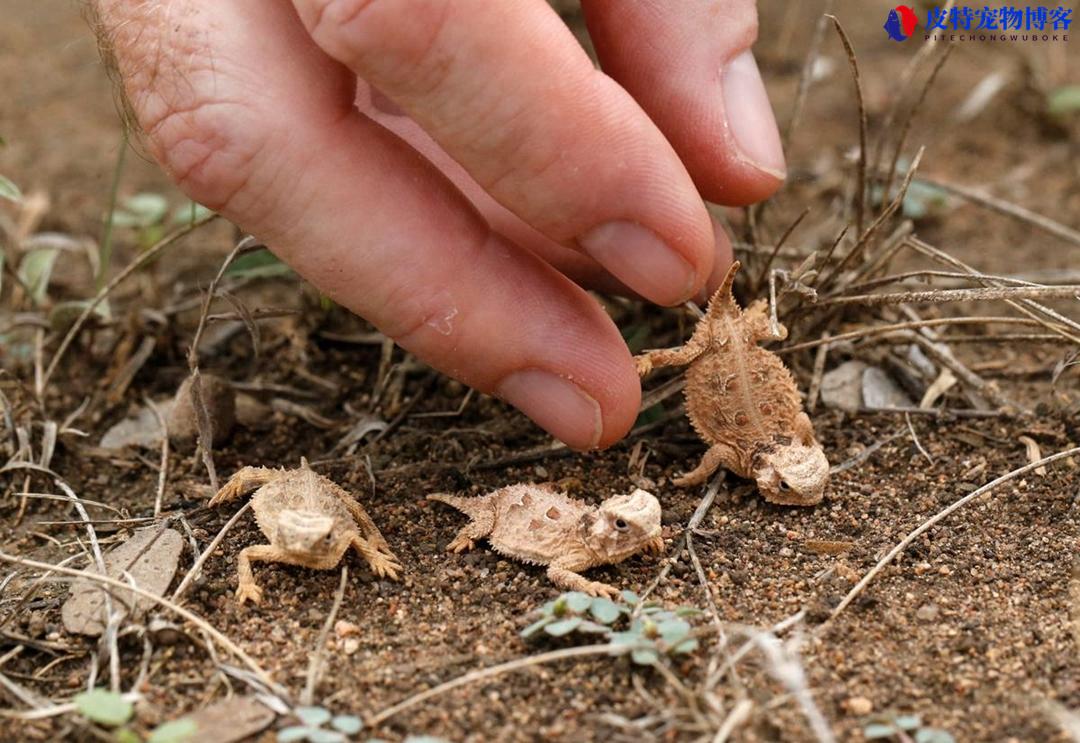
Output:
[582,580,621,599]
[447,536,475,553]
[235,581,263,606]
[366,550,402,580]
[634,355,653,378]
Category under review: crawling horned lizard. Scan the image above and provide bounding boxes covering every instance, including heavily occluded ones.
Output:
[427,484,663,598]
[636,261,829,505]
[208,458,401,605]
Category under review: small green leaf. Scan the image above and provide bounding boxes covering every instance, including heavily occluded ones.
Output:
[226,248,294,279]
[0,174,21,203]
[277,727,314,743]
[657,618,691,645]
[115,728,141,743]
[118,192,169,227]
[575,620,610,634]
[863,723,898,739]
[564,592,592,613]
[1048,85,1080,116]
[607,631,641,648]
[914,729,955,743]
[669,637,699,655]
[171,201,214,225]
[148,718,198,743]
[544,618,583,637]
[295,706,332,726]
[308,729,346,743]
[18,247,59,304]
[589,597,621,625]
[620,590,639,606]
[894,715,922,730]
[630,647,659,665]
[331,715,362,734]
[520,617,553,639]
[75,689,134,727]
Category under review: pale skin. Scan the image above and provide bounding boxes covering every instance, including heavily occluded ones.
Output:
[91,0,785,451]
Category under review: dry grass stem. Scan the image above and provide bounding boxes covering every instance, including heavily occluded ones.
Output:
[170,500,252,603]
[0,552,276,690]
[38,214,218,399]
[825,446,1080,625]
[827,15,868,236]
[811,283,1080,309]
[301,565,347,706]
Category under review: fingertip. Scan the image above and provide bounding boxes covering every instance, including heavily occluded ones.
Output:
[495,361,639,451]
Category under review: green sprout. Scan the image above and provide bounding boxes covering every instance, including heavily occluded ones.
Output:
[278,706,362,743]
[863,713,955,743]
[521,590,702,666]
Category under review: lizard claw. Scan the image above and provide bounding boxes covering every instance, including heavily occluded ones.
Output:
[646,536,665,555]
[634,355,653,378]
[447,536,475,553]
[584,581,621,599]
[367,550,402,580]
[236,582,263,607]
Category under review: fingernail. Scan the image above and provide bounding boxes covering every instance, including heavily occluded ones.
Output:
[496,369,603,450]
[578,220,697,306]
[722,50,786,179]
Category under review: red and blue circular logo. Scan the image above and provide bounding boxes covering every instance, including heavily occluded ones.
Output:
[884,5,918,41]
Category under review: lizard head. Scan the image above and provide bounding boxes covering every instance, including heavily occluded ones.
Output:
[275,509,346,558]
[753,441,830,506]
[580,488,664,563]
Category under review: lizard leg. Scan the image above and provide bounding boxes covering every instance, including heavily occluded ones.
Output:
[445,509,495,554]
[324,480,393,552]
[350,536,402,580]
[793,412,817,445]
[744,299,788,343]
[634,336,708,378]
[209,467,280,507]
[547,565,620,599]
[674,443,740,487]
[235,544,291,606]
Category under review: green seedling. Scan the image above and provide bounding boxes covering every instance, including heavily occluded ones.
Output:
[521,590,702,666]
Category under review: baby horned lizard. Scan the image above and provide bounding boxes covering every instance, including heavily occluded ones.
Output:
[636,261,830,505]
[209,459,401,605]
[428,484,663,598]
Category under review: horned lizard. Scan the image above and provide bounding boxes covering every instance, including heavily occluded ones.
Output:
[635,261,829,505]
[427,484,663,598]
[208,458,401,605]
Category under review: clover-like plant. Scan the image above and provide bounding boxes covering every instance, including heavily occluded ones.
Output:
[864,714,955,743]
[278,706,363,743]
[521,590,701,666]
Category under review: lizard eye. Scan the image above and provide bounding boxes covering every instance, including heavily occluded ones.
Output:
[779,480,792,492]
[614,518,629,531]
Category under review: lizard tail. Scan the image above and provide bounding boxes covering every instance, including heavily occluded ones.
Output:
[705,260,742,320]
[427,492,483,517]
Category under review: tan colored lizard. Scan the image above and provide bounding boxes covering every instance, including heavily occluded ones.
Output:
[636,261,829,505]
[208,459,401,605]
[428,484,663,597]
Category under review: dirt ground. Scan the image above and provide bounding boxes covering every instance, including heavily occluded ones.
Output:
[1,1,1079,741]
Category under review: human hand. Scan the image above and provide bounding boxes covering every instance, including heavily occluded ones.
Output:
[92,0,785,450]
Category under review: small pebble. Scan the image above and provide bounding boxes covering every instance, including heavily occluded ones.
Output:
[335,620,361,638]
[342,638,360,656]
[916,603,940,622]
[846,696,873,715]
